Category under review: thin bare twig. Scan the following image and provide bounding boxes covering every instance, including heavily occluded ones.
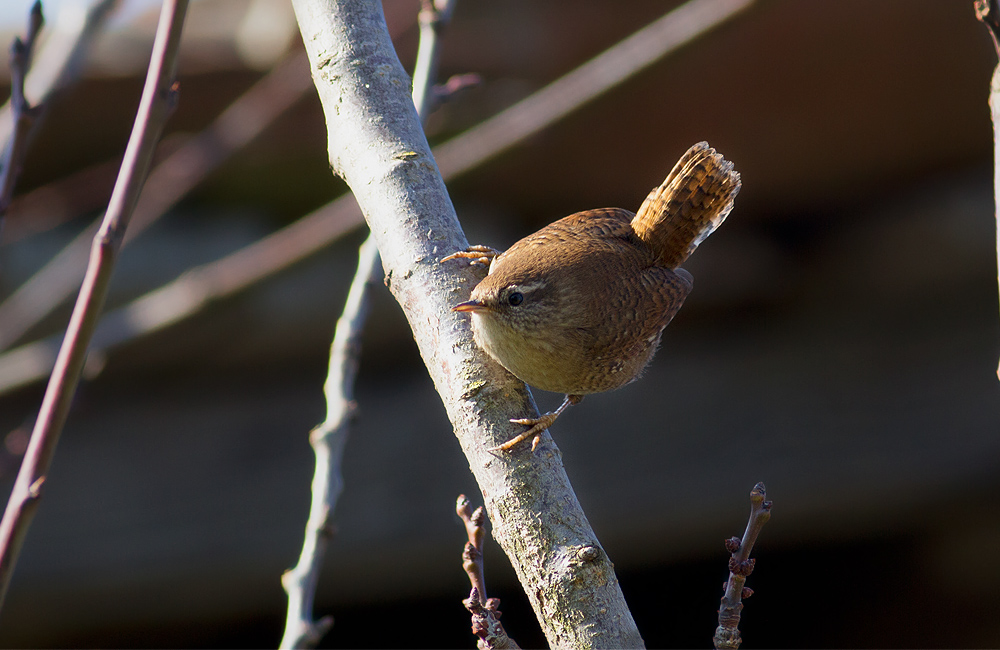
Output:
[0,0,188,612]
[0,49,313,351]
[0,0,120,245]
[0,0,120,233]
[278,1,456,646]
[0,0,754,395]
[457,495,519,650]
[0,1,45,227]
[0,193,364,394]
[975,0,1000,378]
[0,0,120,149]
[457,494,487,599]
[714,482,772,650]
[411,0,453,118]
[278,234,379,649]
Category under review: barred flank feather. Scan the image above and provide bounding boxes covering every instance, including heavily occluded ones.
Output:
[630,141,741,270]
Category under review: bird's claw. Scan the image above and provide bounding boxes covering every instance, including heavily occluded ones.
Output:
[487,395,582,452]
[440,244,501,267]
[487,412,559,452]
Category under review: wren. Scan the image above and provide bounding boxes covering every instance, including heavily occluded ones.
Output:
[444,142,740,451]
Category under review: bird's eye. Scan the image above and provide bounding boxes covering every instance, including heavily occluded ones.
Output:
[507,292,524,306]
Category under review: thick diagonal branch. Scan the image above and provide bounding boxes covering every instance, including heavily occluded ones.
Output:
[280,3,458,646]
[290,0,644,646]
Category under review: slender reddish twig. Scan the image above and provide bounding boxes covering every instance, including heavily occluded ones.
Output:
[0,0,189,612]
[714,482,772,649]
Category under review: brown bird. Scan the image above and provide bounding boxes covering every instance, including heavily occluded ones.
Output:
[444,142,740,451]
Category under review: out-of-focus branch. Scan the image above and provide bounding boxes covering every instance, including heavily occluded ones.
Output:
[279,2,456,647]
[0,0,120,150]
[0,134,189,245]
[0,0,188,612]
[432,0,755,178]
[0,1,44,226]
[0,48,313,350]
[0,0,119,236]
[713,482,772,650]
[278,234,380,649]
[0,0,753,397]
[0,192,364,394]
[457,495,519,650]
[411,0,453,118]
[975,0,1000,379]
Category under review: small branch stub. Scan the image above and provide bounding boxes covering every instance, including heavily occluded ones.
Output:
[977,0,1000,58]
[713,482,772,650]
[463,590,520,650]
[434,72,482,102]
[456,494,487,603]
[457,495,519,650]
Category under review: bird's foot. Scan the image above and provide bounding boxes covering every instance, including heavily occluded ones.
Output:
[488,395,582,452]
[489,413,559,452]
[440,245,501,267]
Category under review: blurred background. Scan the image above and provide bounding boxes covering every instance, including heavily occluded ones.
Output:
[0,0,998,647]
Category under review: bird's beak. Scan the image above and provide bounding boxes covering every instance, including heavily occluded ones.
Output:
[453,299,489,313]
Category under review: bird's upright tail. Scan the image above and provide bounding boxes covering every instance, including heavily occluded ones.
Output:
[630,141,741,270]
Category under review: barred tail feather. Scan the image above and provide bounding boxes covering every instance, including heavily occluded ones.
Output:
[631,141,741,270]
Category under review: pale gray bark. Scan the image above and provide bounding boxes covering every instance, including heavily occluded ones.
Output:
[290,0,644,646]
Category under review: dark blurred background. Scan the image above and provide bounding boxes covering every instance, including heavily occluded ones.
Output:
[0,0,998,647]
